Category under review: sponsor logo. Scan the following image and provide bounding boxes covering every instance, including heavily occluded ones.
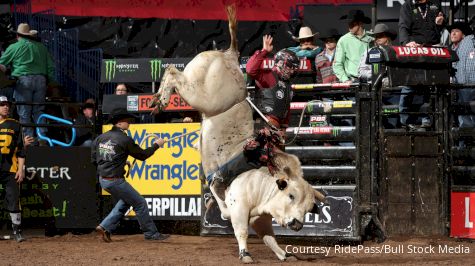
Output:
[394,46,450,58]
[333,101,353,108]
[150,59,162,81]
[104,60,117,81]
[99,140,116,161]
[126,196,201,218]
[276,89,284,99]
[127,95,139,112]
[25,166,72,180]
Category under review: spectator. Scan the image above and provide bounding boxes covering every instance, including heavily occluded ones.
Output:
[358,24,397,82]
[398,0,445,131]
[450,22,475,134]
[0,23,55,141]
[333,9,373,84]
[74,102,95,147]
[288,26,322,60]
[115,83,128,95]
[358,24,400,129]
[315,28,341,83]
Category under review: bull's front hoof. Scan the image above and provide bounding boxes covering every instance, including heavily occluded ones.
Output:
[283,253,298,262]
[239,250,253,264]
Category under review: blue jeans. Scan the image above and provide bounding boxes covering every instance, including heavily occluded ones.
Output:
[99,177,158,238]
[399,86,430,126]
[14,75,47,137]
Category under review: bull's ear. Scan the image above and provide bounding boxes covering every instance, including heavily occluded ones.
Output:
[310,203,320,214]
[276,179,287,190]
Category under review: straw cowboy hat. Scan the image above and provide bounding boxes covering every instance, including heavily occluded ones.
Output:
[368,23,398,40]
[106,108,138,124]
[340,9,371,24]
[13,23,38,37]
[293,26,318,41]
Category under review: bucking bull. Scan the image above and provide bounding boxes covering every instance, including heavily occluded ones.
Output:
[151,5,327,263]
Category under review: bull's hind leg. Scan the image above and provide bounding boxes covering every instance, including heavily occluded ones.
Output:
[229,204,253,263]
[250,214,297,262]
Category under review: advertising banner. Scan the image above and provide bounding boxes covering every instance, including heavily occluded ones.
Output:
[0,147,98,229]
[102,123,201,220]
[101,58,191,83]
[451,191,475,239]
[201,185,357,238]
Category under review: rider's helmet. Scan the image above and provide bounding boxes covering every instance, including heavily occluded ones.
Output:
[273,49,300,80]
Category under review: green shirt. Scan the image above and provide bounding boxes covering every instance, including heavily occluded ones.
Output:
[333,31,373,82]
[0,38,55,81]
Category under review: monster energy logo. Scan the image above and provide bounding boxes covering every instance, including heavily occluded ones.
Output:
[105,60,117,81]
[332,127,341,137]
[372,63,379,75]
[150,59,162,81]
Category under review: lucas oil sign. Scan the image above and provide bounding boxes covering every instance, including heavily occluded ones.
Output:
[102,123,201,220]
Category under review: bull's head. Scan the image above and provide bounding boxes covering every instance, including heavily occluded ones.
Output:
[268,153,327,232]
[150,65,180,113]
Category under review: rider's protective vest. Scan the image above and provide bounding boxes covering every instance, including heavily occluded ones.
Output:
[256,72,293,120]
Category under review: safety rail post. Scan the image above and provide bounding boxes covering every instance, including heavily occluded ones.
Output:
[55,28,79,100]
[32,9,56,57]
[13,0,32,27]
[78,49,104,102]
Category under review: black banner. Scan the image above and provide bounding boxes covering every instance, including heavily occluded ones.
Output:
[377,0,475,21]
[0,147,98,229]
[100,58,191,83]
[201,185,357,238]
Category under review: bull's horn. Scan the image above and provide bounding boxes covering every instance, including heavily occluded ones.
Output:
[314,190,328,205]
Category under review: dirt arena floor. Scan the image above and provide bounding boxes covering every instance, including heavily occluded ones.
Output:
[1,231,474,265]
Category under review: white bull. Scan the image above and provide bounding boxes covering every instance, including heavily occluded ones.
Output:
[152,5,326,263]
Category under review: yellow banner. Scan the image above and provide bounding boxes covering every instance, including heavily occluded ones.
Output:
[333,101,353,108]
[102,123,201,195]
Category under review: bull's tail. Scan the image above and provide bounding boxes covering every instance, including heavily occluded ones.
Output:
[226,4,238,52]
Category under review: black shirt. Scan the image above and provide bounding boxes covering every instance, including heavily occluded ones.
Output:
[91,126,159,177]
[0,118,25,173]
[399,0,443,46]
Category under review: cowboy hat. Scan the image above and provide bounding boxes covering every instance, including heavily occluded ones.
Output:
[0,95,12,105]
[447,22,473,36]
[319,28,342,41]
[106,108,138,124]
[368,23,398,40]
[13,23,38,37]
[340,9,371,24]
[292,26,318,41]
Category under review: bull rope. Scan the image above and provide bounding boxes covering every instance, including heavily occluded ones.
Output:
[126,129,200,177]
[245,97,320,146]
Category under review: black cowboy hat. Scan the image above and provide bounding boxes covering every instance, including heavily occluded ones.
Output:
[340,9,371,24]
[81,102,95,110]
[319,28,342,41]
[447,22,473,36]
[368,23,398,40]
[106,108,138,124]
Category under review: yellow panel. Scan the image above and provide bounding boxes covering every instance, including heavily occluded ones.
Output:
[102,123,201,195]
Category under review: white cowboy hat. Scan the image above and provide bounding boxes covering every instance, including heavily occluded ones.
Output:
[14,23,38,37]
[293,26,318,41]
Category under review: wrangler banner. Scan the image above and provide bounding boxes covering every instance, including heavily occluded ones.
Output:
[100,58,191,83]
[101,123,201,220]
